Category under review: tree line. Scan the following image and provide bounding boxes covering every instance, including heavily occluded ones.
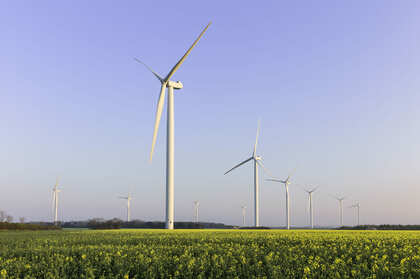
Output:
[63,219,234,229]
[339,224,420,230]
[0,222,60,230]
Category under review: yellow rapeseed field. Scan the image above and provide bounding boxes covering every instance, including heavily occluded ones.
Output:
[0,229,419,278]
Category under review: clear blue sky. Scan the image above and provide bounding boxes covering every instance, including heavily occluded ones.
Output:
[1,0,419,226]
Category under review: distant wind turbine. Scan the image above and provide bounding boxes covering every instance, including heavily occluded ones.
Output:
[224,121,270,227]
[193,201,199,223]
[119,193,132,222]
[349,201,360,226]
[302,186,318,229]
[266,173,294,230]
[241,205,247,227]
[332,195,347,227]
[52,178,61,224]
[134,23,211,229]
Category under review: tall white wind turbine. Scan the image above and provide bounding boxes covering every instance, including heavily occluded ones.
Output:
[349,201,360,226]
[266,174,294,230]
[193,201,199,223]
[224,121,269,227]
[52,178,61,224]
[303,186,318,229]
[241,205,247,227]
[119,193,132,222]
[135,23,211,229]
[333,196,346,227]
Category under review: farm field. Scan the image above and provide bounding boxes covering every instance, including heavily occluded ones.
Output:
[0,229,419,278]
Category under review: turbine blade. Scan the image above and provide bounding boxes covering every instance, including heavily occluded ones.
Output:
[150,83,167,161]
[329,194,339,200]
[164,22,211,82]
[293,184,310,194]
[256,159,273,178]
[285,165,298,183]
[288,167,297,179]
[266,178,284,183]
[224,157,253,175]
[295,184,309,193]
[253,119,260,156]
[134,58,164,82]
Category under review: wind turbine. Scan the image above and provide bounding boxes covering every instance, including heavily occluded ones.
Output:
[332,195,346,227]
[224,121,269,227]
[302,186,318,229]
[52,178,61,224]
[266,174,294,230]
[119,193,132,222]
[349,201,360,226]
[241,205,247,227]
[193,201,199,223]
[135,23,211,229]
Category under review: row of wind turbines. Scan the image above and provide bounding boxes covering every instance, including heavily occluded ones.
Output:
[223,121,361,229]
[52,179,133,223]
[51,174,360,228]
[51,22,361,229]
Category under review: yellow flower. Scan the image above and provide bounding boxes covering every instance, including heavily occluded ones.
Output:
[303,267,310,274]
[81,254,87,260]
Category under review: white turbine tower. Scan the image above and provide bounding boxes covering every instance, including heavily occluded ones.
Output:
[241,205,247,227]
[349,201,360,226]
[224,121,269,227]
[193,201,199,223]
[135,23,211,230]
[52,178,61,224]
[119,193,132,222]
[303,186,318,229]
[333,196,346,227]
[267,174,294,230]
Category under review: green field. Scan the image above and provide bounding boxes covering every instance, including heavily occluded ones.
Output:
[0,229,419,278]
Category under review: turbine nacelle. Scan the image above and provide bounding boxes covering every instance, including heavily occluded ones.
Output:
[305,186,318,193]
[283,176,291,185]
[167,80,183,89]
[266,177,290,186]
[53,184,61,193]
